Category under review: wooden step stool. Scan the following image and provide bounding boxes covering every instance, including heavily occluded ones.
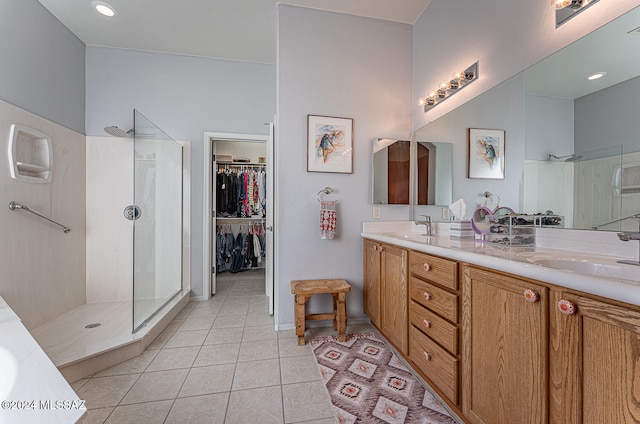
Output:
[290,279,351,345]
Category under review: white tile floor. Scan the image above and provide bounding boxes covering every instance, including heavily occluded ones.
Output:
[72,270,372,424]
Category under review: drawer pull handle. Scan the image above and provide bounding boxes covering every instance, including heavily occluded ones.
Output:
[423,292,432,301]
[523,289,539,303]
[558,299,576,315]
[423,351,432,361]
[423,263,431,271]
[423,319,431,328]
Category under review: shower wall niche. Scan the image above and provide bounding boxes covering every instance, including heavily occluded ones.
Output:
[8,124,53,183]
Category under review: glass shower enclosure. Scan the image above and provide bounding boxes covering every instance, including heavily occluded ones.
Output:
[132,110,183,332]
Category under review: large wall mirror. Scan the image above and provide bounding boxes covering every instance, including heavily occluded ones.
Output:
[523,6,640,232]
[412,6,640,231]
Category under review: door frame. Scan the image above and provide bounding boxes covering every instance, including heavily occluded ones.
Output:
[202,131,272,302]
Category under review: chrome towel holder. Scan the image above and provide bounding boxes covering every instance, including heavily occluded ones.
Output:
[9,201,71,234]
[317,187,337,203]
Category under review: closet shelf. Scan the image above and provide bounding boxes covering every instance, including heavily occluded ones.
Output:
[217,162,265,167]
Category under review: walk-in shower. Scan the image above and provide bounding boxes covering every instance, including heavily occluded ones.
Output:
[28,109,187,381]
[103,111,183,331]
[128,110,183,331]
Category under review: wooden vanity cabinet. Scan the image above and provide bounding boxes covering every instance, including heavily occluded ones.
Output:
[363,239,381,327]
[550,290,640,424]
[408,251,460,405]
[462,266,548,424]
[364,238,640,423]
[363,239,408,354]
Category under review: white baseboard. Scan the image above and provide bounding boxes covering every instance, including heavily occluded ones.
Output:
[189,295,207,301]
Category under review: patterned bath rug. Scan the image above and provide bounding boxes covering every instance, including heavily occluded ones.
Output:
[309,332,458,424]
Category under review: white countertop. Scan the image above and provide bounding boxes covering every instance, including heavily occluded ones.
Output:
[362,221,640,307]
[0,296,86,424]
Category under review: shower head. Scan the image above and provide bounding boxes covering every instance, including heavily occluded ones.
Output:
[547,153,583,162]
[564,154,583,162]
[104,126,134,137]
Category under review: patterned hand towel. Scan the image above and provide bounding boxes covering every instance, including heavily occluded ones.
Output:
[320,200,337,240]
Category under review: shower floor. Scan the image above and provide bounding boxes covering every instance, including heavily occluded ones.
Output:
[30,290,190,370]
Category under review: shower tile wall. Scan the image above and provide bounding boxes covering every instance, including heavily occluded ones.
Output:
[86,136,133,302]
[0,98,86,330]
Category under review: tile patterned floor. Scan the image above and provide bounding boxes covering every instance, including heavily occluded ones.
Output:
[71,270,365,424]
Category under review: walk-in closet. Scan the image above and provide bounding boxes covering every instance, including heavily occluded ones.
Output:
[207,134,274,315]
[214,139,266,272]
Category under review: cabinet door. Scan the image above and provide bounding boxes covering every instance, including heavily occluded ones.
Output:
[363,239,381,327]
[550,291,640,424]
[462,266,548,424]
[380,244,408,353]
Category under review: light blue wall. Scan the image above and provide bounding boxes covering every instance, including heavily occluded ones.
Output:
[415,75,526,214]
[575,75,640,154]
[413,0,639,132]
[0,0,85,133]
[276,5,413,327]
[86,46,276,298]
[525,94,574,161]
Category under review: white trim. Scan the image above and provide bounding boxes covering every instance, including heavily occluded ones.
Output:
[202,131,270,301]
[178,140,191,296]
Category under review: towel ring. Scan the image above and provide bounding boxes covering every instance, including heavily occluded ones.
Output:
[317,187,336,203]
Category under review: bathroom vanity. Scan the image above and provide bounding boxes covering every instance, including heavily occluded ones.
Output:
[0,296,86,423]
[362,222,640,424]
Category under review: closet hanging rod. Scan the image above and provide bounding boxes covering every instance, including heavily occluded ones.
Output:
[9,201,71,234]
[216,217,266,223]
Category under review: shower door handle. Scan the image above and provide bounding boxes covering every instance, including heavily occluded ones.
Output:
[124,205,142,221]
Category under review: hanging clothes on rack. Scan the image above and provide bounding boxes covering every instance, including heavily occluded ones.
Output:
[215,221,266,273]
[216,165,266,218]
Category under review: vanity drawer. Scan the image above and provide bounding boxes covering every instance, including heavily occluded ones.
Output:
[410,251,457,290]
[409,325,458,404]
[410,277,459,324]
[410,300,458,355]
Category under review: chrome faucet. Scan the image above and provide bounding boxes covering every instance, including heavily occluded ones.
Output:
[415,215,433,236]
[618,232,640,242]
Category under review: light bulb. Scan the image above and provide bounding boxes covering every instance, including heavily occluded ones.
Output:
[551,0,572,10]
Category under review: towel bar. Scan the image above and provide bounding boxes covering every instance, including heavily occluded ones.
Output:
[9,201,71,234]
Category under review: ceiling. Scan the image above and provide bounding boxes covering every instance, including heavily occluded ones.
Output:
[524,6,640,99]
[37,0,431,64]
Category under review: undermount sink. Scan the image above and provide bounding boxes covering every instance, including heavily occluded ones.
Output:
[400,233,434,242]
[524,256,640,282]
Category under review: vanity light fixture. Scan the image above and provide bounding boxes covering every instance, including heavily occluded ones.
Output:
[420,62,479,113]
[553,0,599,27]
[92,1,117,17]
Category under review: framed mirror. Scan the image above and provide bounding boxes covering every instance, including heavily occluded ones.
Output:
[372,139,410,204]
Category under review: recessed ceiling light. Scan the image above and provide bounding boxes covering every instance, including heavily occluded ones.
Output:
[91,1,117,17]
[586,72,606,81]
